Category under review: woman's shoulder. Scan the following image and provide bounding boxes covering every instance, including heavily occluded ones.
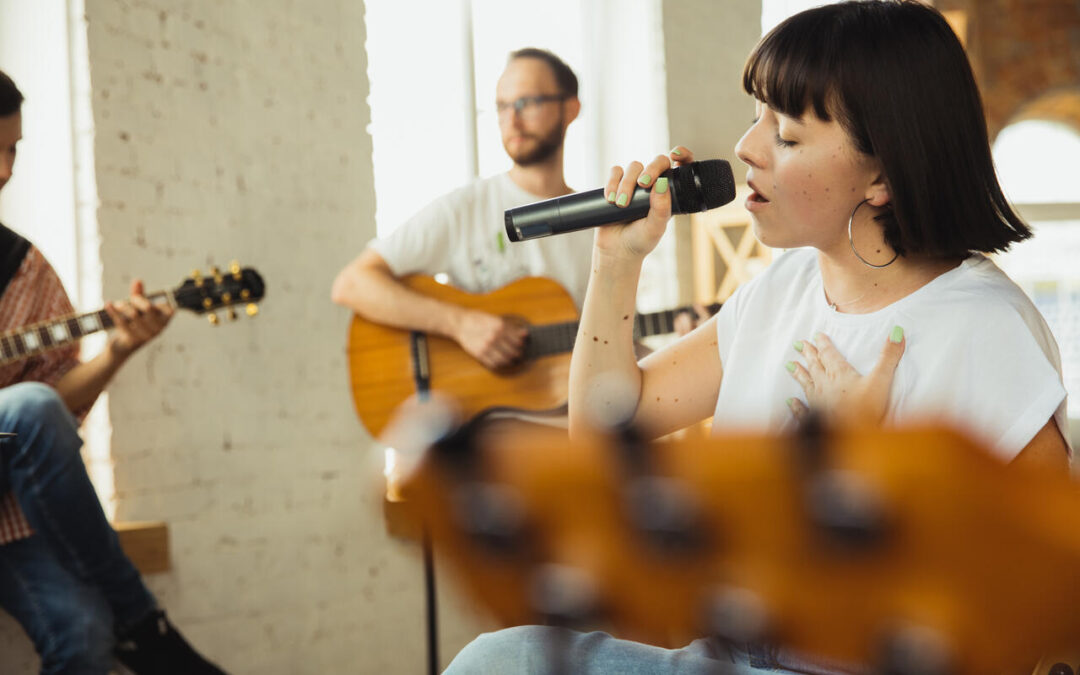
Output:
[905,255,1057,354]
[927,255,1041,318]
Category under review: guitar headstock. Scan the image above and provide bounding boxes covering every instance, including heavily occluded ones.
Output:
[173,261,266,324]
[398,416,1080,675]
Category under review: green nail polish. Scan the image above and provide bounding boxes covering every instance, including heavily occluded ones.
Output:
[654,177,669,194]
[671,148,683,156]
[607,192,615,202]
[785,397,793,406]
[890,325,904,344]
[793,341,803,352]
[496,231,505,252]
[638,173,651,186]
[616,193,629,207]
[785,361,796,373]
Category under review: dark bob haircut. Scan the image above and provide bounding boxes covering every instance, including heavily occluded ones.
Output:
[743,0,1029,258]
[509,47,579,99]
[0,70,24,117]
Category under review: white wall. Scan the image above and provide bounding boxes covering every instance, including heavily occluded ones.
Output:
[85,1,409,671]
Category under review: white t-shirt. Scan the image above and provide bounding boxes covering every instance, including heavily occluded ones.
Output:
[712,247,1068,460]
[370,173,595,309]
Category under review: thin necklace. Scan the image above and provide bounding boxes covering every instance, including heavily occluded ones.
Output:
[825,288,869,312]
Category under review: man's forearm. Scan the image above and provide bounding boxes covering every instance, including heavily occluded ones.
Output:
[331,257,465,339]
[54,340,131,413]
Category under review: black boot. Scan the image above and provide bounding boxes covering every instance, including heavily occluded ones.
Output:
[114,610,227,675]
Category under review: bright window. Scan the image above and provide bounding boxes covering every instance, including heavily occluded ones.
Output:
[993,119,1080,422]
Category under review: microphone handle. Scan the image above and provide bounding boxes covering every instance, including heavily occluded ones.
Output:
[504,182,683,242]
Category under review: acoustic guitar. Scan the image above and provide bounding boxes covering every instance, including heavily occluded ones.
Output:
[346,275,719,437]
[0,262,265,366]
[391,408,1080,675]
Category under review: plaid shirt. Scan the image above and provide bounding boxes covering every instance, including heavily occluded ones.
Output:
[0,246,80,543]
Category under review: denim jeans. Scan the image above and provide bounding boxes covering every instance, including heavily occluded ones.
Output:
[0,382,157,674]
[444,626,867,675]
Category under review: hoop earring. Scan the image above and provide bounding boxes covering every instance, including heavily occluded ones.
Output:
[848,198,898,268]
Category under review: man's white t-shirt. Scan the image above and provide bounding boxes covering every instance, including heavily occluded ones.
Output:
[712,247,1068,460]
[370,173,595,309]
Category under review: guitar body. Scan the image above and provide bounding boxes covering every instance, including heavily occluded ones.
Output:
[347,276,579,437]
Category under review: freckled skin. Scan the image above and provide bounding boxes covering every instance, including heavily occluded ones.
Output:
[735,102,883,253]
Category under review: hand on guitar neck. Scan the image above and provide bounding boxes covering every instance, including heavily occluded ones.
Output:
[20,263,266,413]
[103,279,175,359]
[449,309,529,371]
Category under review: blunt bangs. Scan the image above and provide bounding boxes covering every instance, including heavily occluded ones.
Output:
[742,8,840,124]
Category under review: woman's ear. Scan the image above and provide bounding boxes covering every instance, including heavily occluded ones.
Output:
[865,170,891,208]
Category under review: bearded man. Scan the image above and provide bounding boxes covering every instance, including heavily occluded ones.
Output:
[333,48,593,371]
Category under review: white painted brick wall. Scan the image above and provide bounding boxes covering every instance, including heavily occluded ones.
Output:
[0,0,499,672]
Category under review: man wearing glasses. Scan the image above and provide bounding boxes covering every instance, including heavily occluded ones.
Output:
[332,48,593,371]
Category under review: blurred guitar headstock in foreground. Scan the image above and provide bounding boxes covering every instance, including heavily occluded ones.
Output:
[396,410,1080,675]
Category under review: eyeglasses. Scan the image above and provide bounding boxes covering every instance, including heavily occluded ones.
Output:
[495,95,568,119]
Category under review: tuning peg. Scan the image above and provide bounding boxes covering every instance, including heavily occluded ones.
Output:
[221,292,232,304]
[230,260,242,279]
[202,297,214,310]
[240,289,251,300]
[226,308,238,321]
[208,313,219,326]
[705,586,770,643]
[880,624,952,675]
[245,303,259,317]
[210,266,223,284]
[192,269,203,287]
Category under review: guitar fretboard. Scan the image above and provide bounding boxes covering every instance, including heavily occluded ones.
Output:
[524,303,722,360]
[0,291,171,366]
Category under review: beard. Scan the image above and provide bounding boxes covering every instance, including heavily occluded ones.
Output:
[504,116,566,167]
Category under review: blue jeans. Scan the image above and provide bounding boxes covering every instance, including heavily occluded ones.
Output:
[0,382,157,674]
[444,626,867,675]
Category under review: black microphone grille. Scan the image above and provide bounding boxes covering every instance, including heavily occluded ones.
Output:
[670,159,737,213]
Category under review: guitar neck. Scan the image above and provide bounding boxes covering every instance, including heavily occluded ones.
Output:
[0,290,173,366]
[630,302,723,340]
[526,302,722,359]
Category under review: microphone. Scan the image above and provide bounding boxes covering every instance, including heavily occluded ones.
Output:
[504,159,736,242]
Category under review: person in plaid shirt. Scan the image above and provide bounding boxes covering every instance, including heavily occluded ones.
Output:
[0,70,225,675]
